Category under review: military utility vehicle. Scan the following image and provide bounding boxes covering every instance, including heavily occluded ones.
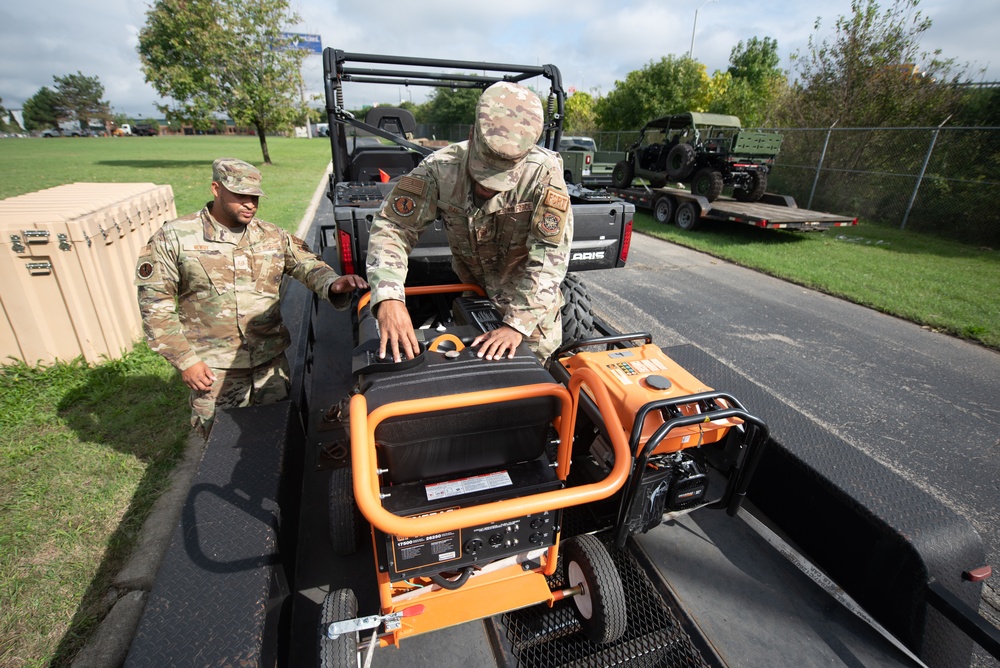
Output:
[611,112,782,202]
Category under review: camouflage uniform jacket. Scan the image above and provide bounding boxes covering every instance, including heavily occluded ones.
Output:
[135,204,349,370]
[367,142,573,349]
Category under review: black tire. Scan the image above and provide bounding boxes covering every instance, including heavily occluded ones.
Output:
[665,143,696,180]
[328,466,361,556]
[562,534,626,644]
[611,160,633,189]
[674,201,702,232]
[733,171,768,202]
[560,273,597,345]
[564,169,574,184]
[652,195,674,224]
[318,589,360,668]
[690,168,723,202]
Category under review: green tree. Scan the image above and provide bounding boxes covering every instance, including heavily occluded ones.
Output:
[53,72,110,129]
[0,98,8,132]
[416,85,481,126]
[708,37,786,127]
[595,56,711,130]
[778,0,966,128]
[564,91,597,134]
[137,0,308,164]
[22,87,61,131]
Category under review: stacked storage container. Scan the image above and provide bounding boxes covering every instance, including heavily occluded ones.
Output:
[0,183,176,366]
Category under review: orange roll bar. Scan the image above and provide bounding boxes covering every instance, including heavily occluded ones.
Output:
[351,368,630,538]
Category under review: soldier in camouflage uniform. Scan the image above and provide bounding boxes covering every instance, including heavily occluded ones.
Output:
[368,81,573,362]
[135,158,368,437]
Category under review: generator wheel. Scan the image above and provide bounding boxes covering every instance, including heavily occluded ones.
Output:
[328,466,360,556]
[674,201,702,232]
[560,273,597,344]
[611,160,634,189]
[563,534,627,644]
[665,143,696,180]
[733,171,767,202]
[691,168,723,202]
[318,588,361,668]
[652,195,674,224]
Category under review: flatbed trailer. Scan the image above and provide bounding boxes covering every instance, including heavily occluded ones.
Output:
[608,185,858,232]
[122,203,1000,667]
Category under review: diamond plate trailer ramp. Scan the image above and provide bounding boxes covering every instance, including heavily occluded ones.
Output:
[123,219,991,667]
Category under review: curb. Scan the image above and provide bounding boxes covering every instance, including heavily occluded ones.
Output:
[70,431,206,668]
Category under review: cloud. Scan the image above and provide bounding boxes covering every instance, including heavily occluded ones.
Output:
[1,0,993,117]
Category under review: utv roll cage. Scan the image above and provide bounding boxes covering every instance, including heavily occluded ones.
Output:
[322,49,567,188]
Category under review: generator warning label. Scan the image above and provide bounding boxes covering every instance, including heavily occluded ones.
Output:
[606,357,667,384]
[392,529,459,572]
[425,470,513,501]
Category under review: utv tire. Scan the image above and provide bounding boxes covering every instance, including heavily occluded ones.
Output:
[691,168,723,202]
[564,169,574,185]
[665,143,696,180]
[674,201,702,232]
[563,534,627,644]
[652,195,674,224]
[560,273,597,344]
[733,171,768,202]
[328,466,361,556]
[611,160,634,189]
[319,589,360,668]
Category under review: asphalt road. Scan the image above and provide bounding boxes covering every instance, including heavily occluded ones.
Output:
[574,230,1000,624]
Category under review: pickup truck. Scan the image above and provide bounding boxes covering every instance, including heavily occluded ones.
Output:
[321,52,634,341]
[114,123,157,137]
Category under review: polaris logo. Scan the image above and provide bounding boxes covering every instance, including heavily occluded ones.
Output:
[571,251,605,261]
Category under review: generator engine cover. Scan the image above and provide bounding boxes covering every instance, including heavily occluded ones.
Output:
[559,343,741,453]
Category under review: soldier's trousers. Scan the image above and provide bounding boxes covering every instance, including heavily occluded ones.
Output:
[190,353,291,438]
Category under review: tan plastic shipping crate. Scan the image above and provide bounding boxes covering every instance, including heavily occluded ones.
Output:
[0,183,176,366]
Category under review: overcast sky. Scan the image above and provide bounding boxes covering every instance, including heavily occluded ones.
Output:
[1,0,995,119]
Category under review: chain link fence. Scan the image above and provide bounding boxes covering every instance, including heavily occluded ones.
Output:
[591,127,1000,248]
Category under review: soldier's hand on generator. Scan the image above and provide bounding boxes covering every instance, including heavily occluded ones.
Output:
[375,299,420,363]
[472,325,522,360]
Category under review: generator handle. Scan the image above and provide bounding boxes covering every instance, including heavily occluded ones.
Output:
[551,332,653,358]
[351,370,631,538]
[628,391,747,449]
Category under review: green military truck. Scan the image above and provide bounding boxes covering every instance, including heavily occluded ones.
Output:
[611,112,782,202]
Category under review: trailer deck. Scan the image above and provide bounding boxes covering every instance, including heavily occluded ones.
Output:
[608,186,858,231]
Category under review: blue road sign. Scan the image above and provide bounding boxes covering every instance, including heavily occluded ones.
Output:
[279,32,322,54]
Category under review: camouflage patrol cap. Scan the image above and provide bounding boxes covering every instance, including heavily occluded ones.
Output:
[468,82,544,192]
[212,158,266,197]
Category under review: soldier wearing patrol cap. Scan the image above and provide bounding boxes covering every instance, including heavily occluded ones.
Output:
[135,158,367,438]
[368,81,573,362]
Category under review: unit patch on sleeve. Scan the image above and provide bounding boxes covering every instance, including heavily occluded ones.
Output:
[392,196,416,217]
[136,261,154,279]
[543,188,570,212]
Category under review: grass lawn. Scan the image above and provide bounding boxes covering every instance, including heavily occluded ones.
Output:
[0,135,997,665]
[0,135,330,666]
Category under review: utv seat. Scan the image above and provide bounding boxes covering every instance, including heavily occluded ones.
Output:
[348,106,424,181]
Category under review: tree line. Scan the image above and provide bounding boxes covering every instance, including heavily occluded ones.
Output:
[9,0,997,164]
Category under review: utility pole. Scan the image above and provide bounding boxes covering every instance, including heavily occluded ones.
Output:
[689,0,718,59]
